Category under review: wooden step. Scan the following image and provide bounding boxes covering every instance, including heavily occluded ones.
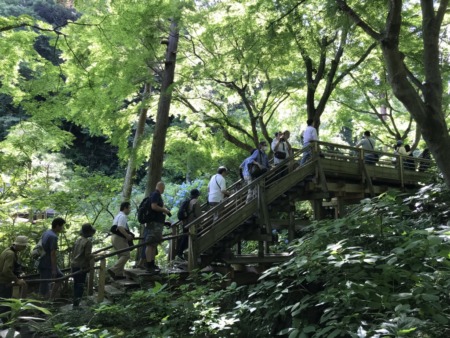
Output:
[111,278,140,291]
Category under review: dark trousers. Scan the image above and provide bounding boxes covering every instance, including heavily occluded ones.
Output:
[71,267,87,307]
[0,283,13,317]
[176,231,188,258]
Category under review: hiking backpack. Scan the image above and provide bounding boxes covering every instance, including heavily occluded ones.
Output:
[177,198,191,221]
[137,197,153,224]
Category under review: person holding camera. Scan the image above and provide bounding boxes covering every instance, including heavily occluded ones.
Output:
[272,130,292,165]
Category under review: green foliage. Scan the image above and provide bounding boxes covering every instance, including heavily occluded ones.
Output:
[0,297,51,327]
[233,185,450,337]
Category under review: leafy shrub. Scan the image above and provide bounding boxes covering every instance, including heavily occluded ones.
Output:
[233,184,450,337]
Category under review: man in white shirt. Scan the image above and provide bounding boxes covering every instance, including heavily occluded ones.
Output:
[272,130,292,165]
[108,202,133,279]
[300,119,318,165]
[208,166,230,206]
[356,131,377,164]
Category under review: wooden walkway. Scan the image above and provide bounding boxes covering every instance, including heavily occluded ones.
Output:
[176,141,431,270]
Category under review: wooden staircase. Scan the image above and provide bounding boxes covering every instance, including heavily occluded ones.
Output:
[179,141,431,271]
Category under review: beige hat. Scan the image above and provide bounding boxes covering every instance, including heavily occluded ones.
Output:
[14,236,29,246]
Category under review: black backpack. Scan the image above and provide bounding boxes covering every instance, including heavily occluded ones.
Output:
[137,197,153,224]
[177,198,191,221]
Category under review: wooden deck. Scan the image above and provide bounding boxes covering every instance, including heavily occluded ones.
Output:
[172,141,432,271]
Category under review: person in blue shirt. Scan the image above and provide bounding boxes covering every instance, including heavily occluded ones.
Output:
[38,217,66,300]
[244,141,270,202]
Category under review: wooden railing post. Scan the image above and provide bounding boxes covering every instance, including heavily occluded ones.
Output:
[97,258,106,302]
[399,156,404,188]
[169,223,178,261]
[87,258,95,296]
[188,224,198,271]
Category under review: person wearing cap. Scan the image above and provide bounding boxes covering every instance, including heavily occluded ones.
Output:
[38,217,66,300]
[175,189,201,262]
[248,140,270,173]
[71,223,96,307]
[244,141,270,201]
[0,236,28,316]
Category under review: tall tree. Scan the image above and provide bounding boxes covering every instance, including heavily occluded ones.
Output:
[333,0,450,186]
[178,0,295,151]
[146,20,180,194]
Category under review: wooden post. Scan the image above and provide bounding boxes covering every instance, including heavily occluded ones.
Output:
[188,225,198,271]
[97,258,106,303]
[169,223,178,261]
[313,200,326,220]
[399,156,404,188]
[87,258,95,296]
[336,197,346,218]
[288,204,295,241]
[258,182,272,256]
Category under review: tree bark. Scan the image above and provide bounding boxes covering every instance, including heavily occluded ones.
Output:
[122,83,150,201]
[145,20,179,195]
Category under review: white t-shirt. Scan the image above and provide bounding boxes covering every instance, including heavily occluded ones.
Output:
[113,211,129,230]
[303,126,318,146]
[272,139,289,164]
[208,174,226,203]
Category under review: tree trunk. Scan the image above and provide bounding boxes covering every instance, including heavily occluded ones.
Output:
[145,20,179,195]
[336,0,450,186]
[122,83,150,201]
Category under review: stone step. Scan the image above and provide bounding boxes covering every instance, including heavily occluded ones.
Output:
[104,284,125,301]
[111,278,141,291]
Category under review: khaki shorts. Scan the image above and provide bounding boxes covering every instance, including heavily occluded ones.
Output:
[145,222,164,245]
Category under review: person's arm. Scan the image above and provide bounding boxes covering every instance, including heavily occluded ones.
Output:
[193,202,201,218]
[117,226,133,240]
[272,140,281,152]
[219,177,230,197]
[151,202,170,215]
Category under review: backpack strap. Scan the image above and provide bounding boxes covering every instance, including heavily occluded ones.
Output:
[367,138,374,150]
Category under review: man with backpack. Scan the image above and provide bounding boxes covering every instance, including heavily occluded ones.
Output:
[175,189,201,262]
[207,167,230,221]
[144,181,171,274]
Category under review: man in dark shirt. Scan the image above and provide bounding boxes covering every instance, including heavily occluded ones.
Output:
[145,181,171,274]
[38,217,65,300]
